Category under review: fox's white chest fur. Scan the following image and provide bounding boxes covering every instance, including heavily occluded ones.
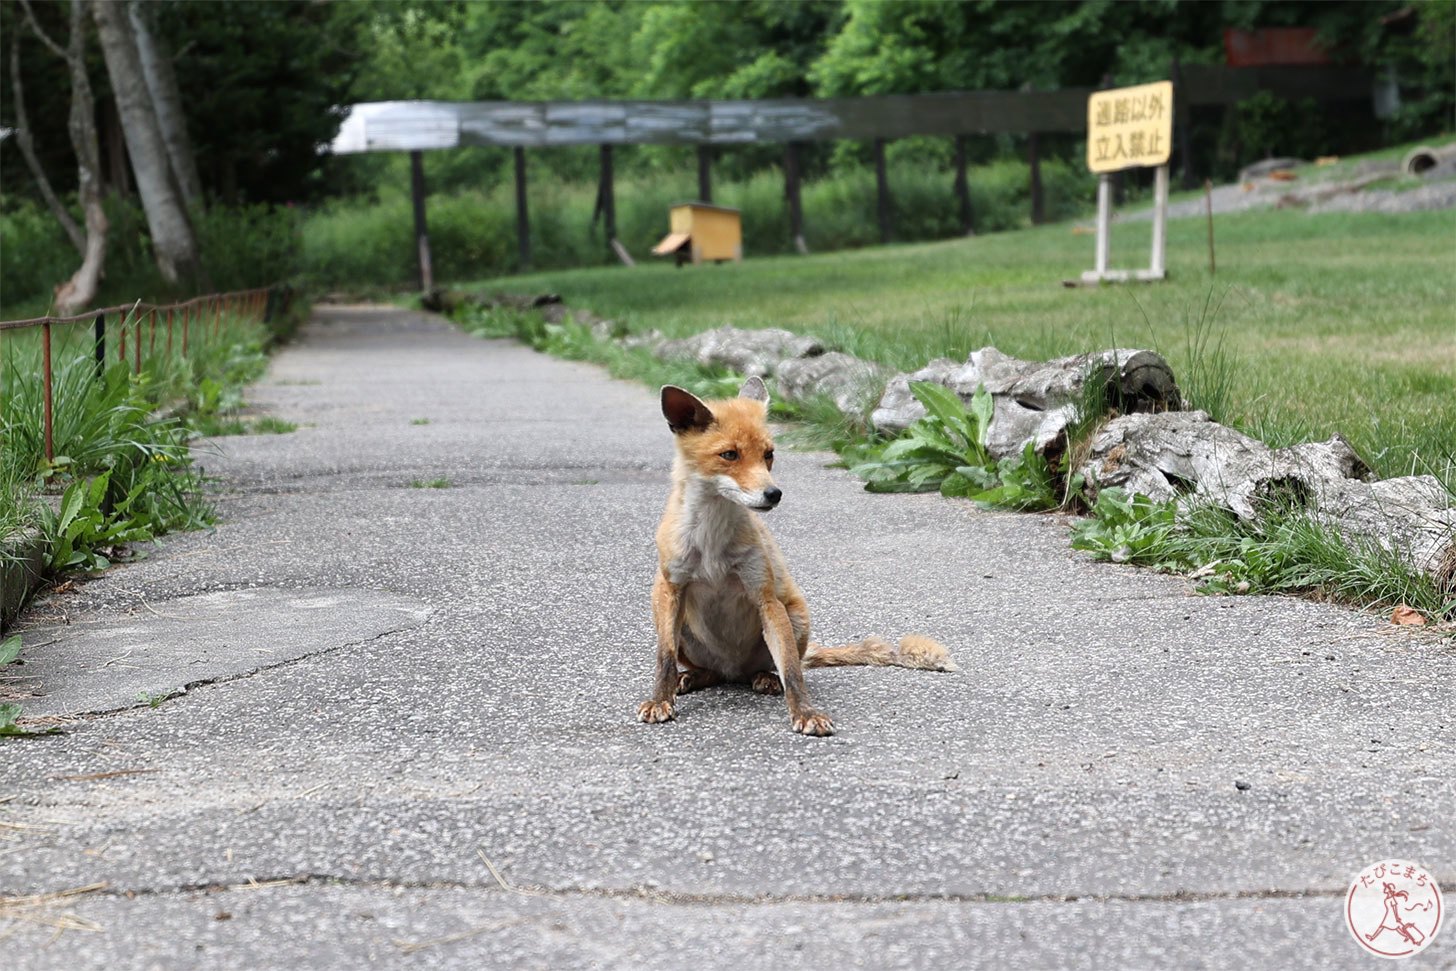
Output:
[666,476,772,677]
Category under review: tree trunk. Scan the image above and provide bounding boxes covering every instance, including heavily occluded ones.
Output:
[871,347,1181,461]
[1081,410,1455,593]
[8,36,85,255]
[91,0,199,287]
[126,0,202,208]
[18,0,109,313]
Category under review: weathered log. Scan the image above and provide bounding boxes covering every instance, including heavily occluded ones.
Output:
[654,326,824,378]
[872,347,1179,460]
[775,352,888,415]
[420,289,561,314]
[1081,410,1455,592]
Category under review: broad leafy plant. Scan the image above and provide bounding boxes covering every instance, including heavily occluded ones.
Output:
[1070,488,1182,566]
[39,472,155,573]
[851,381,996,495]
[851,381,1066,510]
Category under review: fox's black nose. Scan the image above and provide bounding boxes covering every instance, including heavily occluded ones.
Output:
[763,487,782,506]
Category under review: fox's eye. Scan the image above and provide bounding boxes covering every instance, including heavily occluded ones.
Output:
[719,450,739,461]
[764,449,774,467]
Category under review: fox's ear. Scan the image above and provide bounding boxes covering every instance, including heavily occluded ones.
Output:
[661,386,714,434]
[738,375,770,406]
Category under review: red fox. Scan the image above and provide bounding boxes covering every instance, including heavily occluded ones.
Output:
[638,376,955,736]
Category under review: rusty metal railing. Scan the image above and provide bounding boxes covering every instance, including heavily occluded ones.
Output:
[0,286,291,465]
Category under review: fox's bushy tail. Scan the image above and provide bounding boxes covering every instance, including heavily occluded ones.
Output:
[803,635,955,672]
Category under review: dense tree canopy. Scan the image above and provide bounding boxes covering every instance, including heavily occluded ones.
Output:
[2,0,1451,209]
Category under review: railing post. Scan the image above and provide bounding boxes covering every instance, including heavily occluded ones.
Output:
[119,317,127,364]
[514,146,531,271]
[42,322,54,464]
[166,308,174,356]
[182,305,190,356]
[263,288,276,324]
[93,312,106,379]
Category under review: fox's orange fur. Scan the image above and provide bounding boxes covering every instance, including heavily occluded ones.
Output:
[637,377,955,736]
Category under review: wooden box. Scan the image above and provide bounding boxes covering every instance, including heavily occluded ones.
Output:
[651,202,742,264]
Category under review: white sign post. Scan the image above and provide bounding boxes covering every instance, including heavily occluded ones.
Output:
[1079,80,1173,285]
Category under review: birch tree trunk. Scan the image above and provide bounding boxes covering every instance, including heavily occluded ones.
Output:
[8,36,84,255]
[18,0,108,313]
[90,0,200,286]
[127,0,202,208]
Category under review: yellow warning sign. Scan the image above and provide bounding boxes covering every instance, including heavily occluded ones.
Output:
[1087,80,1173,174]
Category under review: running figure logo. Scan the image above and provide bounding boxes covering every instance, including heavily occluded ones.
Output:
[1346,860,1443,959]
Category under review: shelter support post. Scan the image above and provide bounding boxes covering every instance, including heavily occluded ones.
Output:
[409,151,433,292]
[697,145,712,203]
[874,137,892,243]
[954,134,974,235]
[514,147,530,271]
[785,142,807,254]
[600,144,616,246]
[1029,132,1045,225]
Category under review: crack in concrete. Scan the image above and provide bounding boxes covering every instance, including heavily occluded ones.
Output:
[64,872,1347,909]
[42,615,431,725]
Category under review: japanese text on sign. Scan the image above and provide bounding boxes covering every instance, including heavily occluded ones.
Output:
[1086,80,1173,173]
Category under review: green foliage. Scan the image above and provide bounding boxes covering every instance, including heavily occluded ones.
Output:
[1071,488,1183,566]
[0,198,303,316]
[849,382,1071,510]
[0,200,77,314]
[0,702,62,738]
[1072,488,1453,619]
[0,309,293,589]
[1225,91,1335,165]
[0,636,62,738]
[302,159,1094,290]
[973,442,1077,511]
[410,478,453,489]
[39,472,154,573]
[158,1,360,204]
[468,200,1455,491]
[851,381,995,495]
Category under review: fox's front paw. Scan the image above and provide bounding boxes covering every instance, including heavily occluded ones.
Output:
[791,710,835,737]
[637,700,676,724]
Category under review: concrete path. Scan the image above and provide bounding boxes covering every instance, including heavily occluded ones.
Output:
[2,306,1451,970]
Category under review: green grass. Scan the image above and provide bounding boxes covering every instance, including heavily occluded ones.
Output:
[300,158,1092,290]
[462,206,1456,486]
[410,478,453,489]
[1073,488,1453,621]
[1,295,308,581]
[191,414,299,437]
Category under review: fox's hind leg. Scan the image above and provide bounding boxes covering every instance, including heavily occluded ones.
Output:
[750,671,783,695]
[678,665,725,694]
[748,592,803,697]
